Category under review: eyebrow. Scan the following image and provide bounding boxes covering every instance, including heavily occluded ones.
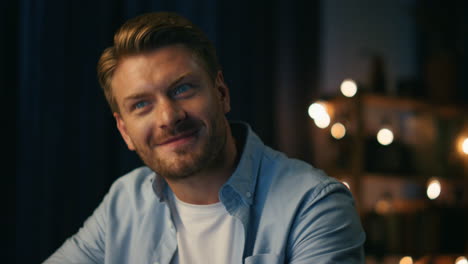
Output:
[122,72,192,105]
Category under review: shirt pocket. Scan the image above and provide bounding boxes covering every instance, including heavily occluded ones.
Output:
[244,253,283,264]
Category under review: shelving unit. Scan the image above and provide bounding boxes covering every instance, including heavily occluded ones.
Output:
[309,91,468,257]
[312,92,468,203]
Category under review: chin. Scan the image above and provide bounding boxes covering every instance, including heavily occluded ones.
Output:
[140,146,205,179]
[152,157,205,180]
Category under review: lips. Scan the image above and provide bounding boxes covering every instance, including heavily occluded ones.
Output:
[156,128,200,147]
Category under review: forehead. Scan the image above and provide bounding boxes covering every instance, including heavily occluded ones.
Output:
[114,45,199,83]
[111,45,207,100]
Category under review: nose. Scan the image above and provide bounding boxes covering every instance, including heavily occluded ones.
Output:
[157,98,186,129]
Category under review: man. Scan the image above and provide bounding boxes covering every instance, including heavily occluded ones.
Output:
[45,12,365,264]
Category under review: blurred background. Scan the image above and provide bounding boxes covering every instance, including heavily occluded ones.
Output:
[5,0,467,263]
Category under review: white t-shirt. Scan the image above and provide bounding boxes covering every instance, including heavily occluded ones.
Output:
[169,192,245,264]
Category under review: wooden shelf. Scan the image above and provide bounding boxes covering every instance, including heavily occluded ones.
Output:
[328,93,468,118]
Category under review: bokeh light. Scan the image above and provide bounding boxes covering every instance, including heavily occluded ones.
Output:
[426,179,441,200]
[331,122,346,139]
[340,79,358,97]
[399,256,413,264]
[308,102,331,129]
[375,199,391,215]
[462,137,468,155]
[308,102,327,120]
[456,256,468,264]
[314,113,331,129]
[377,128,394,146]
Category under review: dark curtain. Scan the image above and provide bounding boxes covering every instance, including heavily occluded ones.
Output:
[3,0,19,263]
[13,0,320,263]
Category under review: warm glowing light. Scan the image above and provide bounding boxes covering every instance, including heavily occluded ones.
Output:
[399,256,413,264]
[314,113,331,128]
[462,138,468,155]
[455,256,468,264]
[331,122,346,139]
[375,199,391,215]
[426,179,441,200]
[340,79,358,97]
[308,102,331,129]
[377,128,394,145]
[308,102,327,120]
[342,181,350,189]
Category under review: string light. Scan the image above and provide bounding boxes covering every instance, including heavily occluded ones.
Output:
[308,102,331,129]
[314,114,331,128]
[462,137,468,155]
[377,128,394,146]
[340,79,358,97]
[331,122,346,139]
[308,102,326,120]
[399,256,413,264]
[455,256,468,264]
[426,179,441,200]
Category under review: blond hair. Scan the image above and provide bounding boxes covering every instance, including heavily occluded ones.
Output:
[97,12,220,113]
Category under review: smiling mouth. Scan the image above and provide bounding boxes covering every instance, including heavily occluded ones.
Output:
[157,128,200,147]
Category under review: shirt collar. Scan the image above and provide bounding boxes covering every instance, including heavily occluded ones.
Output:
[222,121,263,206]
[151,121,264,205]
[151,173,168,202]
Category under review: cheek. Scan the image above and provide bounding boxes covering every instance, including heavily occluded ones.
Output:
[197,104,220,125]
[126,118,156,146]
[194,93,224,118]
[180,97,210,119]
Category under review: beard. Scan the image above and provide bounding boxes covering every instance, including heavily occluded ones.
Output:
[134,114,227,181]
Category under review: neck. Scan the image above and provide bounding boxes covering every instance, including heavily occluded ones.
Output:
[166,121,238,205]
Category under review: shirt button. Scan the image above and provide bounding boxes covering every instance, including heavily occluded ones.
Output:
[246,191,252,198]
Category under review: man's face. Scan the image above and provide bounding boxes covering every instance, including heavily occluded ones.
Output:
[111,45,231,180]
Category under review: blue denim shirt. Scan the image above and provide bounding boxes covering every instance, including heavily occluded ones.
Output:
[44,122,365,264]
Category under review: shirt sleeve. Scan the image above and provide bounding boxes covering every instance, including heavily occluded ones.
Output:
[42,193,109,264]
[287,181,366,264]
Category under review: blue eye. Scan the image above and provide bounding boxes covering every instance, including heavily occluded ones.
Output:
[134,101,149,109]
[172,84,192,96]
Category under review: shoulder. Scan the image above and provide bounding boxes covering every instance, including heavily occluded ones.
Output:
[104,166,156,213]
[110,166,154,190]
[259,146,347,200]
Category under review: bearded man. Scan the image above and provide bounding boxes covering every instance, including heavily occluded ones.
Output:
[44,12,365,264]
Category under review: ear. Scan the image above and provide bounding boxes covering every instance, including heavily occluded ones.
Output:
[114,112,136,151]
[215,71,231,114]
